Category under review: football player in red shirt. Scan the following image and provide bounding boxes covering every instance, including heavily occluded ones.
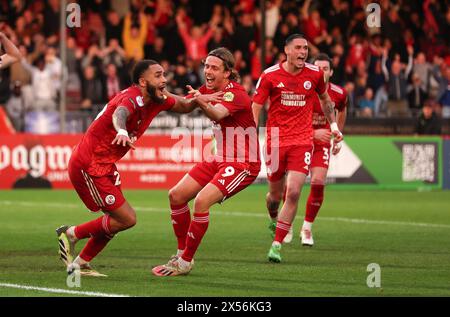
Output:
[57,60,222,276]
[252,34,343,263]
[299,53,348,246]
[152,47,261,276]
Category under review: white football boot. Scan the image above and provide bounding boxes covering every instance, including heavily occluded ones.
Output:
[300,228,314,247]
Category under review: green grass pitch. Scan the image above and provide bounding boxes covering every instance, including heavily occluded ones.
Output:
[0,185,449,297]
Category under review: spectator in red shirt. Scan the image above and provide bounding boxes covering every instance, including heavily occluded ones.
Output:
[175,10,217,66]
[301,0,328,46]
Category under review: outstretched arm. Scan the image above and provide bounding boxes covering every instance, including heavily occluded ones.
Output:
[166,88,198,114]
[169,86,225,117]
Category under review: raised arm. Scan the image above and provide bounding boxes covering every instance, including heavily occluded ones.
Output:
[381,49,389,81]
[0,32,22,69]
[405,46,414,78]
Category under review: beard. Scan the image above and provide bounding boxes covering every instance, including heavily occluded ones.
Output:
[147,82,165,104]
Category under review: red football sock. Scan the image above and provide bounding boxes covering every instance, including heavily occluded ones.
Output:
[305,184,324,223]
[181,212,209,262]
[170,203,191,250]
[274,220,291,243]
[74,214,111,240]
[79,233,114,262]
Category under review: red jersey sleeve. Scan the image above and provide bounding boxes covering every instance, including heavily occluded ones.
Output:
[162,95,176,110]
[220,89,248,115]
[337,89,348,112]
[118,94,139,115]
[315,70,327,96]
[253,73,272,104]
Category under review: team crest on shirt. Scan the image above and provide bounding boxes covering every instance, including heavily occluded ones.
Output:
[105,195,116,205]
[303,81,312,90]
[136,96,144,107]
[223,91,234,102]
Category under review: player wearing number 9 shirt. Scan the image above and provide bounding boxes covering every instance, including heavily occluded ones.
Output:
[152,48,261,277]
[56,60,222,277]
[251,34,343,263]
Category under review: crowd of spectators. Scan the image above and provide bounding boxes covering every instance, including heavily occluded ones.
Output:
[0,0,449,133]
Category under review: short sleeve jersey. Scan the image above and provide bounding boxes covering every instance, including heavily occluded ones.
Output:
[197,81,260,164]
[253,62,326,147]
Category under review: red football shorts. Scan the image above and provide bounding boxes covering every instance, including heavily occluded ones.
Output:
[310,142,331,169]
[188,159,260,201]
[68,158,126,212]
[265,144,313,182]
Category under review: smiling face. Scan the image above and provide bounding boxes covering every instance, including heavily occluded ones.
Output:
[285,37,309,70]
[203,55,230,91]
[139,64,168,103]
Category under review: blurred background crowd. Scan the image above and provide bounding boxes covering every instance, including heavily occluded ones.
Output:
[0,0,449,134]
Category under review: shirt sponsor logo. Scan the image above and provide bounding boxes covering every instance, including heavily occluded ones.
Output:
[281,91,306,107]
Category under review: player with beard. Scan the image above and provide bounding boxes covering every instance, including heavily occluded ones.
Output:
[56,60,222,276]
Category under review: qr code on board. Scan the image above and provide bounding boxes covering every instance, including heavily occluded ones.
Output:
[402,144,435,182]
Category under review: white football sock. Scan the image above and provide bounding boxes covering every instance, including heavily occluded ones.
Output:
[302,220,313,231]
[73,256,88,266]
[66,226,78,242]
[178,257,191,269]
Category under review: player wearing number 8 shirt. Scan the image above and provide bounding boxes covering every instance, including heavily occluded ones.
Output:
[252,34,343,263]
[299,53,348,247]
[152,47,261,277]
[56,60,221,277]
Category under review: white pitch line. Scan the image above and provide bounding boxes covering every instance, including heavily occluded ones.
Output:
[0,282,130,297]
[1,200,450,229]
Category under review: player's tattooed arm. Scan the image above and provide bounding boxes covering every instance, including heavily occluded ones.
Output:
[111,106,135,149]
[112,106,129,131]
[318,91,336,124]
[319,91,343,143]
